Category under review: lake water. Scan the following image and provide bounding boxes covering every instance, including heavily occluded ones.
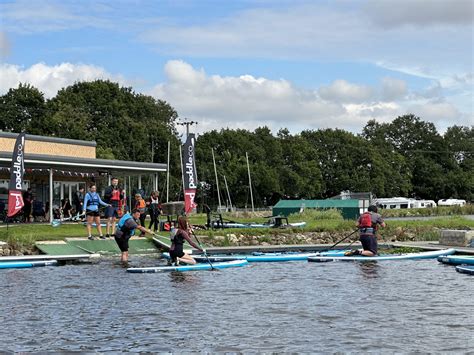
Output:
[1,256,473,352]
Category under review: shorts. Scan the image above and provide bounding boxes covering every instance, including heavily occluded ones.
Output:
[114,231,131,252]
[86,210,100,217]
[105,205,120,218]
[169,245,185,260]
[360,235,378,254]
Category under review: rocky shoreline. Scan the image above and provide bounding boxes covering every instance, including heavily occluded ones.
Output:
[199,228,423,247]
[0,241,39,257]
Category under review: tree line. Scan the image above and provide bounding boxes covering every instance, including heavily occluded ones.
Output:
[1,81,473,207]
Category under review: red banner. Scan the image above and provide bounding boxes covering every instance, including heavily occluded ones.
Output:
[7,133,26,218]
[184,188,197,214]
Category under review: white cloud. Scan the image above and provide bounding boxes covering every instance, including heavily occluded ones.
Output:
[318,80,373,103]
[364,0,473,28]
[0,62,127,97]
[381,77,407,101]
[0,60,469,133]
[0,0,112,34]
[0,32,10,58]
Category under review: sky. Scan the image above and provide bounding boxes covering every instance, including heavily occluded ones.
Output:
[0,0,473,135]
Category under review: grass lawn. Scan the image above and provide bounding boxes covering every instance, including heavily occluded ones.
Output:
[1,213,473,247]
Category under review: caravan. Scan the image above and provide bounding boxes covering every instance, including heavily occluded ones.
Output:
[438,199,466,207]
[375,197,437,209]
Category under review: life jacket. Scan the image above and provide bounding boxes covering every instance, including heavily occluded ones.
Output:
[117,212,136,236]
[85,192,99,208]
[111,189,121,201]
[359,212,375,234]
[136,199,146,213]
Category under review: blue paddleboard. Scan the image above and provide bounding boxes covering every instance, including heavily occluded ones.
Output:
[437,255,474,265]
[0,260,58,269]
[127,259,248,273]
[455,265,474,275]
[308,248,456,262]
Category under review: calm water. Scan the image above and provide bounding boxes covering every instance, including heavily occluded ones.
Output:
[1,256,473,353]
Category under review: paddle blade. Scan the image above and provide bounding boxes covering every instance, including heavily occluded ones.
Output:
[51,220,61,227]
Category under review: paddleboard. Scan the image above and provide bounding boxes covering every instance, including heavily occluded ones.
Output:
[437,255,474,265]
[308,248,456,262]
[162,250,347,262]
[455,265,474,275]
[127,259,248,273]
[0,260,58,269]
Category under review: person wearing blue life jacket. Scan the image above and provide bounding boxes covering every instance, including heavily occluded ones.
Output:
[345,205,385,257]
[115,208,154,263]
[83,184,110,240]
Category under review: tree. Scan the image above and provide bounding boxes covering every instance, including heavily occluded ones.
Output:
[0,83,46,133]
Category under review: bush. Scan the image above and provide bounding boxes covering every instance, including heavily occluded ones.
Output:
[289,208,343,220]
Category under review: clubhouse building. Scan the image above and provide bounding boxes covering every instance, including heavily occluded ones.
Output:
[0,132,166,221]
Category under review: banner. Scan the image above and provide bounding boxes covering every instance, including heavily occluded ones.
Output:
[182,133,198,214]
[7,133,26,217]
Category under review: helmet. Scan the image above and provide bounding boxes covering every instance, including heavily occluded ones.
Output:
[368,205,378,213]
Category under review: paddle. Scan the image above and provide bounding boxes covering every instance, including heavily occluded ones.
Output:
[191,229,215,270]
[322,229,358,252]
[51,212,86,227]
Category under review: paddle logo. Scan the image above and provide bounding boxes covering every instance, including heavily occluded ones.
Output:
[7,133,26,218]
[182,134,198,213]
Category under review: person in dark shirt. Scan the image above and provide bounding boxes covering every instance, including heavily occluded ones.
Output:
[115,208,154,263]
[104,177,124,238]
[73,187,85,217]
[22,188,33,223]
[146,191,162,232]
[345,205,386,256]
[169,216,204,265]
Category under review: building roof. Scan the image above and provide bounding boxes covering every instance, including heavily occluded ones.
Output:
[274,199,360,208]
[0,131,97,147]
[0,151,166,174]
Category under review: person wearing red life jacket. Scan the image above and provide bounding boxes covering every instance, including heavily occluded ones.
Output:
[345,205,385,256]
[104,177,124,238]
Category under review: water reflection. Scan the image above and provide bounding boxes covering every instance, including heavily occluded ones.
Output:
[356,262,379,279]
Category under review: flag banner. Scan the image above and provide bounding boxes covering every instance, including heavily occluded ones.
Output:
[7,133,26,217]
[182,133,198,214]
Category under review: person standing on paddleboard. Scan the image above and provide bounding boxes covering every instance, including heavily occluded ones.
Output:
[169,216,204,266]
[83,184,110,240]
[345,205,385,257]
[114,208,154,264]
[104,177,123,238]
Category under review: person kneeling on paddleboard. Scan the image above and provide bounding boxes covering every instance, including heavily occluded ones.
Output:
[169,216,204,266]
[345,205,385,257]
[115,208,154,263]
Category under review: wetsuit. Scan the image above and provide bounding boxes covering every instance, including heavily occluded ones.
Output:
[358,212,384,255]
[114,213,138,252]
[169,229,201,261]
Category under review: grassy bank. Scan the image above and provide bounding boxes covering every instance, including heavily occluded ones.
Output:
[1,213,473,249]
[380,205,474,218]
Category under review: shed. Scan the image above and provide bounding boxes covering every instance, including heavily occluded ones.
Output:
[272,199,363,220]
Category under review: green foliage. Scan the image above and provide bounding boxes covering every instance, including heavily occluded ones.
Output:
[0,83,46,132]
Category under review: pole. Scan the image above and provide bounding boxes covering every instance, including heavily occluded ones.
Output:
[212,148,222,212]
[246,152,254,212]
[166,141,170,203]
[223,175,233,212]
[179,145,185,201]
[128,176,132,209]
[49,168,53,222]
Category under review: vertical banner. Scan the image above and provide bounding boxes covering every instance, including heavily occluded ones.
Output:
[182,133,198,214]
[7,133,26,217]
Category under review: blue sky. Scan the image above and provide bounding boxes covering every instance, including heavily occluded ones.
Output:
[0,0,472,134]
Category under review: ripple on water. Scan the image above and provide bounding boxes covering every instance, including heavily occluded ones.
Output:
[0,257,473,352]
